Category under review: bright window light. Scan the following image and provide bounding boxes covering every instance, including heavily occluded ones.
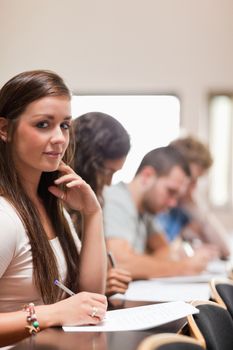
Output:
[71,95,180,183]
[209,96,232,207]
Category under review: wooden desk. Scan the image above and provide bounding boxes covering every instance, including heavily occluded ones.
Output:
[11,300,187,350]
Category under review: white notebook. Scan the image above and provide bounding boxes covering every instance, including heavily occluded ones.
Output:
[63,301,198,332]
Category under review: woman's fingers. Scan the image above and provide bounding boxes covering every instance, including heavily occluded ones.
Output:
[89,293,108,304]
[106,275,131,295]
[106,269,132,296]
[50,162,101,214]
[107,286,128,295]
[108,268,132,283]
[85,295,107,323]
[58,161,75,174]
[88,300,107,321]
[57,292,108,326]
[47,185,65,200]
[107,278,129,290]
[106,280,129,296]
[54,174,82,185]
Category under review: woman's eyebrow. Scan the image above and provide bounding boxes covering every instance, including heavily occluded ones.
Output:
[31,114,72,120]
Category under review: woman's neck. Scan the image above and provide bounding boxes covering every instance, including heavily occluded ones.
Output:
[19,171,56,240]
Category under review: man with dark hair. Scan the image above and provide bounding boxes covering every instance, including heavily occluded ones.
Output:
[135,145,191,176]
[103,146,214,279]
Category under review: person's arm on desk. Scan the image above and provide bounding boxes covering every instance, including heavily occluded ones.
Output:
[182,216,230,259]
[106,238,212,280]
[181,196,231,259]
[146,232,170,254]
[0,292,107,347]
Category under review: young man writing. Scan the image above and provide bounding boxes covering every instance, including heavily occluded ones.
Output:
[103,146,215,279]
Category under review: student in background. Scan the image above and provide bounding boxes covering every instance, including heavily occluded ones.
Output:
[72,112,132,296]
[0,71,107,346]
[103,146,216,280]
[156,136,230,259]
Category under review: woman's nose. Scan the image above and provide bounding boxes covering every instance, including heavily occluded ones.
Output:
[50,127,66,144]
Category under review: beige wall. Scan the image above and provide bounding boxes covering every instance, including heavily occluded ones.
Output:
[1,0,233,135]
[1,0,233,226]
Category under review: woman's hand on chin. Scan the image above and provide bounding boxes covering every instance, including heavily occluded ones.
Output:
[48,162,101,215]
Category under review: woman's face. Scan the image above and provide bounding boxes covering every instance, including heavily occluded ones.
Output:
[100,157,127,185]
[12,96,71,177]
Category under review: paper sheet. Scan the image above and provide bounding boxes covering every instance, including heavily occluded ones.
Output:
[206,259,228,275]
[63,301,198,332]
[151,274,224,284]
[110,280,210,302]
[151,275,214,283]
[109,259,227,303]
[152,259,228,284]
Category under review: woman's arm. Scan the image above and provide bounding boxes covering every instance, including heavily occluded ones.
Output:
[48,162,107,294]
[79,209,107,293]
[0,292,107,347]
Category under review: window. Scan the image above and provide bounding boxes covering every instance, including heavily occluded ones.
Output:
[71,95,180,183]
[209,95,233,208]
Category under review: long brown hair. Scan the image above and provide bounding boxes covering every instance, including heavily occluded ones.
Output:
[0,70,79,304]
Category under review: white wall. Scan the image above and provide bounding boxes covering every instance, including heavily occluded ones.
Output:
[1,0,233,136]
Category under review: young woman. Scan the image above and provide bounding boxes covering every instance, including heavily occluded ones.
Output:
[0,70,107,346]
[72,112,132,296]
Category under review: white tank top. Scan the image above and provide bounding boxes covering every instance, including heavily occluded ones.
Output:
[0,197,81,312]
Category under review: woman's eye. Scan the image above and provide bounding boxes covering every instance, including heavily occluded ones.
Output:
[61,122,71,130]
[36,121,49,128]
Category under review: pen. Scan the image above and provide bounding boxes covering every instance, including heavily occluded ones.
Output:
[107,251,116,268]
[182,241,194,257]
[54,279,75,296]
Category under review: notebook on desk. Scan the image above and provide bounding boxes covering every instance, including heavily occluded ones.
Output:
[63,301,198,332]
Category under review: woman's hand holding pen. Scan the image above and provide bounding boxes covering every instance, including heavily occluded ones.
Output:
[106,268,132,296]
[106,252,132,296]
[48,162,101,215]
[39,292,108,327]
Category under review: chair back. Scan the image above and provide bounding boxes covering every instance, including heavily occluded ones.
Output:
[137,333,204,350]
[187,300,233,350]
[210,278,233,319]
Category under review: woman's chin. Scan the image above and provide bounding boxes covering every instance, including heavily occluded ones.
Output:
[42,164,60,173]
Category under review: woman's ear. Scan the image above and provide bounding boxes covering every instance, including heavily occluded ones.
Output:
[0,117,8,142]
